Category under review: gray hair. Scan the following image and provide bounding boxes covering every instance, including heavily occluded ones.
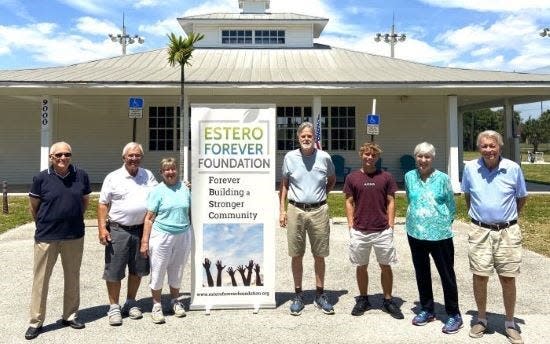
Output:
[296,121,314,136]
[49,141,72,154]
[122,142,144,157]
[159,157,177,171]
[413,142,436,159]
[477,130,504,147]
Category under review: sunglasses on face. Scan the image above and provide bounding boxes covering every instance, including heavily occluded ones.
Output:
[52,152,72,158]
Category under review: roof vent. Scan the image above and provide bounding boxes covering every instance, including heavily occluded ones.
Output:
[239,0,270,13]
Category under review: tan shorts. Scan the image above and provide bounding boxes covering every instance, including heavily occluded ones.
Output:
[348,227,397,266]
[468,223,522,277]
[286,203,330,257]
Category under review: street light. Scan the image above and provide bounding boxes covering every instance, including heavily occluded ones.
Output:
[374,14,406,58]
[540,28,550,37]
[108,13,144,55]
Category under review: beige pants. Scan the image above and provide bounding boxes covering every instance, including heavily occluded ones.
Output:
[29,237,84,328]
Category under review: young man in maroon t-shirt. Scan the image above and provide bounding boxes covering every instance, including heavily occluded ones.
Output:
[343,142,404,319]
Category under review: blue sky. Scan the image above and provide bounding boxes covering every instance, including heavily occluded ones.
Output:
[1,0,549,117]
[203,223,263,287]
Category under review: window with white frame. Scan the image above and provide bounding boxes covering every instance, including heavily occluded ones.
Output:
[255,30,285,44]
[148,106,191,152]
[149,106,175,151]
[276,106,354,151]
[221,30,253,44]
[221,29,285,45]
[330,106,356,150]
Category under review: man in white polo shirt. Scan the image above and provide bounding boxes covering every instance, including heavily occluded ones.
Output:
[97,142,157,326]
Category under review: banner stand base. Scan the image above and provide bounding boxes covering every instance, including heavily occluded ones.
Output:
[253,303,260,314]
[205,304,212,316]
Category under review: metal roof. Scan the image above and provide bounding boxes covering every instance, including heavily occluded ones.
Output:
[1,45,549,86]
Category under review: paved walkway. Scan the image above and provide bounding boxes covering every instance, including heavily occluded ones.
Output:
[1,218,548,343]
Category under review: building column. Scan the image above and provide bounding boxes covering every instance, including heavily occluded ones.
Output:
[40,97,53,171]
[503,99,520,163]
[457,110,464,179]
[447,95,461,193]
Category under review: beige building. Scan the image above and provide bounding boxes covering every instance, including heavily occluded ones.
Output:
[1,0,550,189]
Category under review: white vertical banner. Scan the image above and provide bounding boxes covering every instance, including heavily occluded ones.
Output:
[190,104,276,311]
[40,97,52,171]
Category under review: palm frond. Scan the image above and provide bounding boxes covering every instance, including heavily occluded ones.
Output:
[166,32,204,67]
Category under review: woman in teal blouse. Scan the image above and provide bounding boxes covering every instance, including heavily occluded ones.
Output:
[140,157,192,324]
[405,142,462,334]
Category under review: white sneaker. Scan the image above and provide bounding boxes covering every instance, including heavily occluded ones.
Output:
[172,299,186,318]
[123,300,143,320]
[151,304,165,324]
[107,304,122,326]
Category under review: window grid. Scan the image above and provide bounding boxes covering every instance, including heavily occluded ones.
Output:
[276,106,355,151]
[149,106,174,151]
[221,29,285,45]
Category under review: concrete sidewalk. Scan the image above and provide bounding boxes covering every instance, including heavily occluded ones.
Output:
[0,219,548,344]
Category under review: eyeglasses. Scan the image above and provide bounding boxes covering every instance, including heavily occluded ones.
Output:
[53,152,72,158]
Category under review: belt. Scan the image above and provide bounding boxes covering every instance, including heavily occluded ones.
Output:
[289,200,326,211]
[109,221,143,230]
[470,219,517,231]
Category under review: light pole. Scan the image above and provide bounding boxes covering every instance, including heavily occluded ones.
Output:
[108,13,144,55]
[374,14,406,58]
[540,28,550,37]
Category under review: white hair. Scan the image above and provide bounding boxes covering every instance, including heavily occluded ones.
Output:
[122,142,143,157]
[413,142,436,158]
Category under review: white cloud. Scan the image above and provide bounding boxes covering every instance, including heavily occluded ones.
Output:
[139,17,181,37]
[75,16,119,36]
[57,0,109,15]
[419,0,550,12]
[181,0,234,16]
[432,14,550,71]
[0,22,121,66]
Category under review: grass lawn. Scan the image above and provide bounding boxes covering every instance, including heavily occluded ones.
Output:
[2,194,549,257]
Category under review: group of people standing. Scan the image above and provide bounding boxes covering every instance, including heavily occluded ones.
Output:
[24,123,527,344]
[25,142,192,339]
[279,123,526,344]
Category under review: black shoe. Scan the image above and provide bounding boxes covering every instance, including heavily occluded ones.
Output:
[61,318,85,329]
[351,295,370,316]
[25,326,41,340]
[382,299,404,319]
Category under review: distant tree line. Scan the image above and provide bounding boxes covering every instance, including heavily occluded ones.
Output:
[463,108,550,152]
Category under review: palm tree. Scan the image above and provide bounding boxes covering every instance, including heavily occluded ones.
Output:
[167,32,204,181]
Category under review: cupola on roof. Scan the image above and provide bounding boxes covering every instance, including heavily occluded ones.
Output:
[239,0,270,13]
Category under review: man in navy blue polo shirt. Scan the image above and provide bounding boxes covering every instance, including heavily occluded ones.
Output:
[25,141,91,340]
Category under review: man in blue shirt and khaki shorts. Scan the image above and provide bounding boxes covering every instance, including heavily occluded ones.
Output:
[462,130,527,344]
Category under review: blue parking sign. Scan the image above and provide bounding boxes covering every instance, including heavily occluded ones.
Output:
[366,114,380,125]
[129,97,143,109]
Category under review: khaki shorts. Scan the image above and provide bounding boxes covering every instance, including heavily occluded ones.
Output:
[468,223,522,277]
[348,227,397,266]
[286,203,330,257]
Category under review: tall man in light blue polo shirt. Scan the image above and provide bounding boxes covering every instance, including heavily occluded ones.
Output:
[461,130,527,344]
[279,122,336,316]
